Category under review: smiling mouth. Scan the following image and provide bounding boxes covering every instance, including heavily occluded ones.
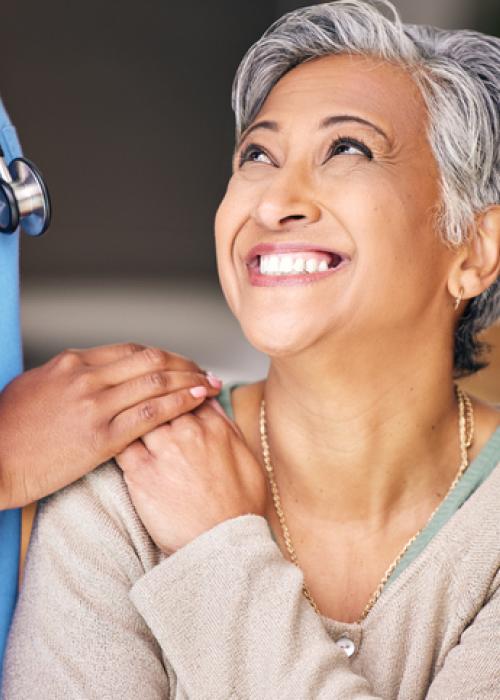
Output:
[254,251,343,275]
[246,246,349,285]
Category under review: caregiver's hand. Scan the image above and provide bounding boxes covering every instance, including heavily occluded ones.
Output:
[0,343,221,509]
[116,400,267,554]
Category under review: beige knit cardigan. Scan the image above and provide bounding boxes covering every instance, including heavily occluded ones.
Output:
[2,458,499,700]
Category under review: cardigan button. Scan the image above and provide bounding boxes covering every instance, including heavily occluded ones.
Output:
[336,636,356,657]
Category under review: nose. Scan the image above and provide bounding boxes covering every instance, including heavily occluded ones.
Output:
[252,167,321,232]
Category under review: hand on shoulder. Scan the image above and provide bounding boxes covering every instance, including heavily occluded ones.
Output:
[0,343,221,508]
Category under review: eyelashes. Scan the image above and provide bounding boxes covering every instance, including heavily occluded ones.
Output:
[327,136,373,161]
[238,143,272,167]
[238,135,373,168]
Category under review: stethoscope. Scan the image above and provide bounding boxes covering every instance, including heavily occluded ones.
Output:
[0,146,51,236]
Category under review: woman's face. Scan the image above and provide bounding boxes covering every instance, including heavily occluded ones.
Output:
[215,53,455,359]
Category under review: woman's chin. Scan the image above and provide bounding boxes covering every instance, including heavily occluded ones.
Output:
[239,318,323,358]
[224,291,349,358]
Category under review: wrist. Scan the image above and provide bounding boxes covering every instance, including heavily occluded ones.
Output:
[0,462,14,510]
[0,457,31,509]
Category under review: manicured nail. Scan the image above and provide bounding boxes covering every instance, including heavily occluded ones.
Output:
[206,372,223,388]
[190,386,208,398]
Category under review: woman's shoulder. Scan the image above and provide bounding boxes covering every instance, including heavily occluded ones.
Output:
[443,453,500,584]
[39,460,130,522]
[8,464,171,699]
[34,460,164,574]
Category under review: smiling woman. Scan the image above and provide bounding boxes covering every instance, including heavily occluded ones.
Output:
[217,52,448,361]
[3,1,500,699]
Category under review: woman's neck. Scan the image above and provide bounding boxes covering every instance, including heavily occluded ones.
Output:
[235,346,464,527]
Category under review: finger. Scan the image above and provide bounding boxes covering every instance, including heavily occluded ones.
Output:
[93,346,204,387]
[142,409,202,454]
[115,439,151,473]
[75,342,147,366]
[196,399,243,437]
[104,370,222,415]
[107,386,209,454]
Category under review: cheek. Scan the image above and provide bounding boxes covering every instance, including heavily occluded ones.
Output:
[330,170,443,304]
[214,185,239,266]
[214,191,245,316]
[214,176,247,249]
[357,167,437,247]
[214,174,263,270]
[358,204,447,311]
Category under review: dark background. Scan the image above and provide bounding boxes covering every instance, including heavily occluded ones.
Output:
[1,0,499,397]
[1,0,498,280]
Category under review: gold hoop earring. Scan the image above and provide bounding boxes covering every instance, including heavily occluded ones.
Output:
[454,287,464,311]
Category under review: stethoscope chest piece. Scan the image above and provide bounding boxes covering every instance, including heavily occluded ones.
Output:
[0,151,51,236]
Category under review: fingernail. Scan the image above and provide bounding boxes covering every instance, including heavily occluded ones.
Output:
[190,386,208,398]
[206,372,223,388]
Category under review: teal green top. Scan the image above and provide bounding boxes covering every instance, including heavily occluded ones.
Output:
[218,383,500,589]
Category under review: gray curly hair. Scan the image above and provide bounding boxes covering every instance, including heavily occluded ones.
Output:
[231,0,500,376]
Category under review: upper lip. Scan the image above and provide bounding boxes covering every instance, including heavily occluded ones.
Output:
[244,242,350,264]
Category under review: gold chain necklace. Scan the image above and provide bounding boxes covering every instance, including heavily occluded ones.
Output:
[259,385,474,622]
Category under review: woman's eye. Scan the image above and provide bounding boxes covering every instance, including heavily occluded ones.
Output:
[328,137,373,160]
[239,144,273,167]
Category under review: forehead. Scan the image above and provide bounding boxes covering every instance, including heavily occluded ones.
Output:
[256,53,427,140]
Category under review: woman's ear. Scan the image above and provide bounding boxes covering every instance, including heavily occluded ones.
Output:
[448,206,500,304]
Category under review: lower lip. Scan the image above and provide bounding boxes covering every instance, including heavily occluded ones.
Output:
[247,261,348,286]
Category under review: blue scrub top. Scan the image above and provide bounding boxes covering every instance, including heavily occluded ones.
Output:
[0,98,23,680]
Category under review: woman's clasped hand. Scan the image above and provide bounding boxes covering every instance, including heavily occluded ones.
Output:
[117,400,267,554]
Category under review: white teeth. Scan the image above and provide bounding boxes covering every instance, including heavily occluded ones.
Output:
[293,258,305,273]
[258,253,332,276]
[269,255,280,273]
[279,257,294,273]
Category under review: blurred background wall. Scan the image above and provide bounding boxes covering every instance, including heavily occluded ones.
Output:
[1,0,499,393]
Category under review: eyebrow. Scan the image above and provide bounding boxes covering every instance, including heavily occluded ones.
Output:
[236,120,279,151]
[319,115,389,141]
[236,114,389,151]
